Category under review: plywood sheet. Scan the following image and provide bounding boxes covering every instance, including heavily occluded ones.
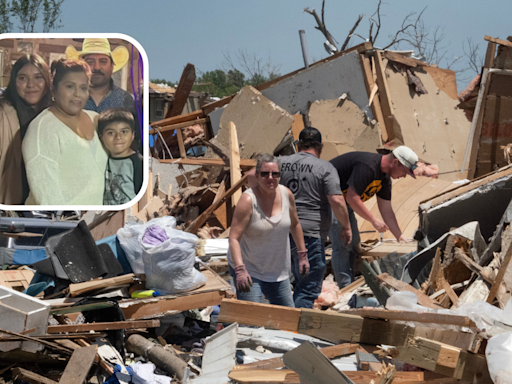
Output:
[356,177,454,241]
[215,86,294,159]
[386,68,471,181]
[308,99,381,161]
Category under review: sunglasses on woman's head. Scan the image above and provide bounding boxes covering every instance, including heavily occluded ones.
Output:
[260,171,281,178]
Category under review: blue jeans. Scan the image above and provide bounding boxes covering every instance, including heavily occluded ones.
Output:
[290,236,325,308]
[330,206,360,289]
[229,265,295,307]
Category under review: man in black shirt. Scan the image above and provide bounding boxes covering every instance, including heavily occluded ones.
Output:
[329,146,419,288]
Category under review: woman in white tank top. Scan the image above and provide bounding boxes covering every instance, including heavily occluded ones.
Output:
[228,154,309,307]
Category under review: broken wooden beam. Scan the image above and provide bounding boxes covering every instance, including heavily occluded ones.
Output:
[454,248,494,284]
[338,308,476,328]
[484,35,512,49]
[148,117,208,135]
[47,319,160,333]
[360,260,391,306]
[229,121,242,207]
[59,345,97,384]
[232,343,359,371]
[11,367,58,384]
[186,173,249,233]
[396,336,490,382]
[68,274,137,297]
[487,238,512,304]
[166,63,195,118]
[150,110,203,128]
[377,273,444,309]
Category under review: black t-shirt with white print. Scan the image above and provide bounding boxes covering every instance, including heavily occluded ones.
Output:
[329,152,392,204]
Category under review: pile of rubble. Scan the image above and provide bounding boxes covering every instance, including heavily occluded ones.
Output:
[1,35,512,383]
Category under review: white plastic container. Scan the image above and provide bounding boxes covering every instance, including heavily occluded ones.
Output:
[0,285,50,352]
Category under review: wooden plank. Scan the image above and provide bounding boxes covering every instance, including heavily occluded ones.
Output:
[59,345,97,384]
[121,290,228,320]
[454,248,494,284]
[176,128,186,158]
[377,273,444,309]
[299,308,363,344]
[229,121,242,207]
[11,367,58,384]
[338,276,365,296]
[166,63,195,118]
[218,299,301,331]
[228,369,425,384]
[68,274,136,297]
[158,158,256,168]
[0,333,105,341]
[373,50,395,140]
[484,35,512,49]
[383,51,428,67]
[338,309,475,328]
[47,320,160,333]
[397,336,490,382]
[186,173,249,233]
[150,109,203,128]
[0,231,43,238]
[484,41,496,68]
[233,343,359,371]
[466,67,491,179]
[487,240,512,304]
[361,54,387,141]
[0,328,73,355]
[148,117,208,134]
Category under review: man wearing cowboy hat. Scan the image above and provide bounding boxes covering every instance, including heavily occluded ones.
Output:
[329,146,419,288]
[66,38,136,117]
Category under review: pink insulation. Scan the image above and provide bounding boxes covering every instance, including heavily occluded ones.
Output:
[414,162,439,178]
[313,275,341,309]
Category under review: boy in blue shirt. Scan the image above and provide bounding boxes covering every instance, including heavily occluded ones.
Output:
[98,108,143,205]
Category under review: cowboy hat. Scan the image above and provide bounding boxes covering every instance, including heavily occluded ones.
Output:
[65,38,129,73]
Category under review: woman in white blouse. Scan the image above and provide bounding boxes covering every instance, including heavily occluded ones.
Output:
[23,58,107,205]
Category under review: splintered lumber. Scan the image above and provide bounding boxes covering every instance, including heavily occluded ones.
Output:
[377,273,444,309]
[232,343,359,371]
[229,121,242,207]
[218,299,301,331]
[397,337,490,382]
[68,274,137,297]
[11,367,58,384]
[361,54,387,140]
[186,174,249,233]
[338,308,476,328]
[454,249,494,284]
[382,51,428,67]
[59,345,97,384]
[47,320,160,334]
[219,299,477,350]
[228,369,426,384]
[126,334,187,381]
[487,239,512,304]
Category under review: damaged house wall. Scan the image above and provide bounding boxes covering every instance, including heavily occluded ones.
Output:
[419,165,512,243]
[385,65,471,181]
[308,98,381,161]
[209,50,371,135]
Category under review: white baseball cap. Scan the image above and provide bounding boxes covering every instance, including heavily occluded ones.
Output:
[392,146,418,178]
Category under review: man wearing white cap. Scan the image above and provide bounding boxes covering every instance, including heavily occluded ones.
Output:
[66,38,136,117]
[329,146,419,288]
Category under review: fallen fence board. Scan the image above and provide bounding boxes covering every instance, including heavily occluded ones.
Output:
[47,320,160,333]
[68,274,137,297]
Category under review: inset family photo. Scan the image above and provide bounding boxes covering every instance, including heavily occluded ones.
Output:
[0,35,146,207]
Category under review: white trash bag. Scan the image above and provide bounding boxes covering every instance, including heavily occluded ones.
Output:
[117,216,177,273]
[486,332,512,384]
[141,222,206,295]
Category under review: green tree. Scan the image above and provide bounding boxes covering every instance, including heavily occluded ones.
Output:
[0,0,64,33]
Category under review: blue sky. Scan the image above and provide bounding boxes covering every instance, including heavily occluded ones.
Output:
[56,0,512,91]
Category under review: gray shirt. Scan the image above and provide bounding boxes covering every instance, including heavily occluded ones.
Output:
[279,152,342,239]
